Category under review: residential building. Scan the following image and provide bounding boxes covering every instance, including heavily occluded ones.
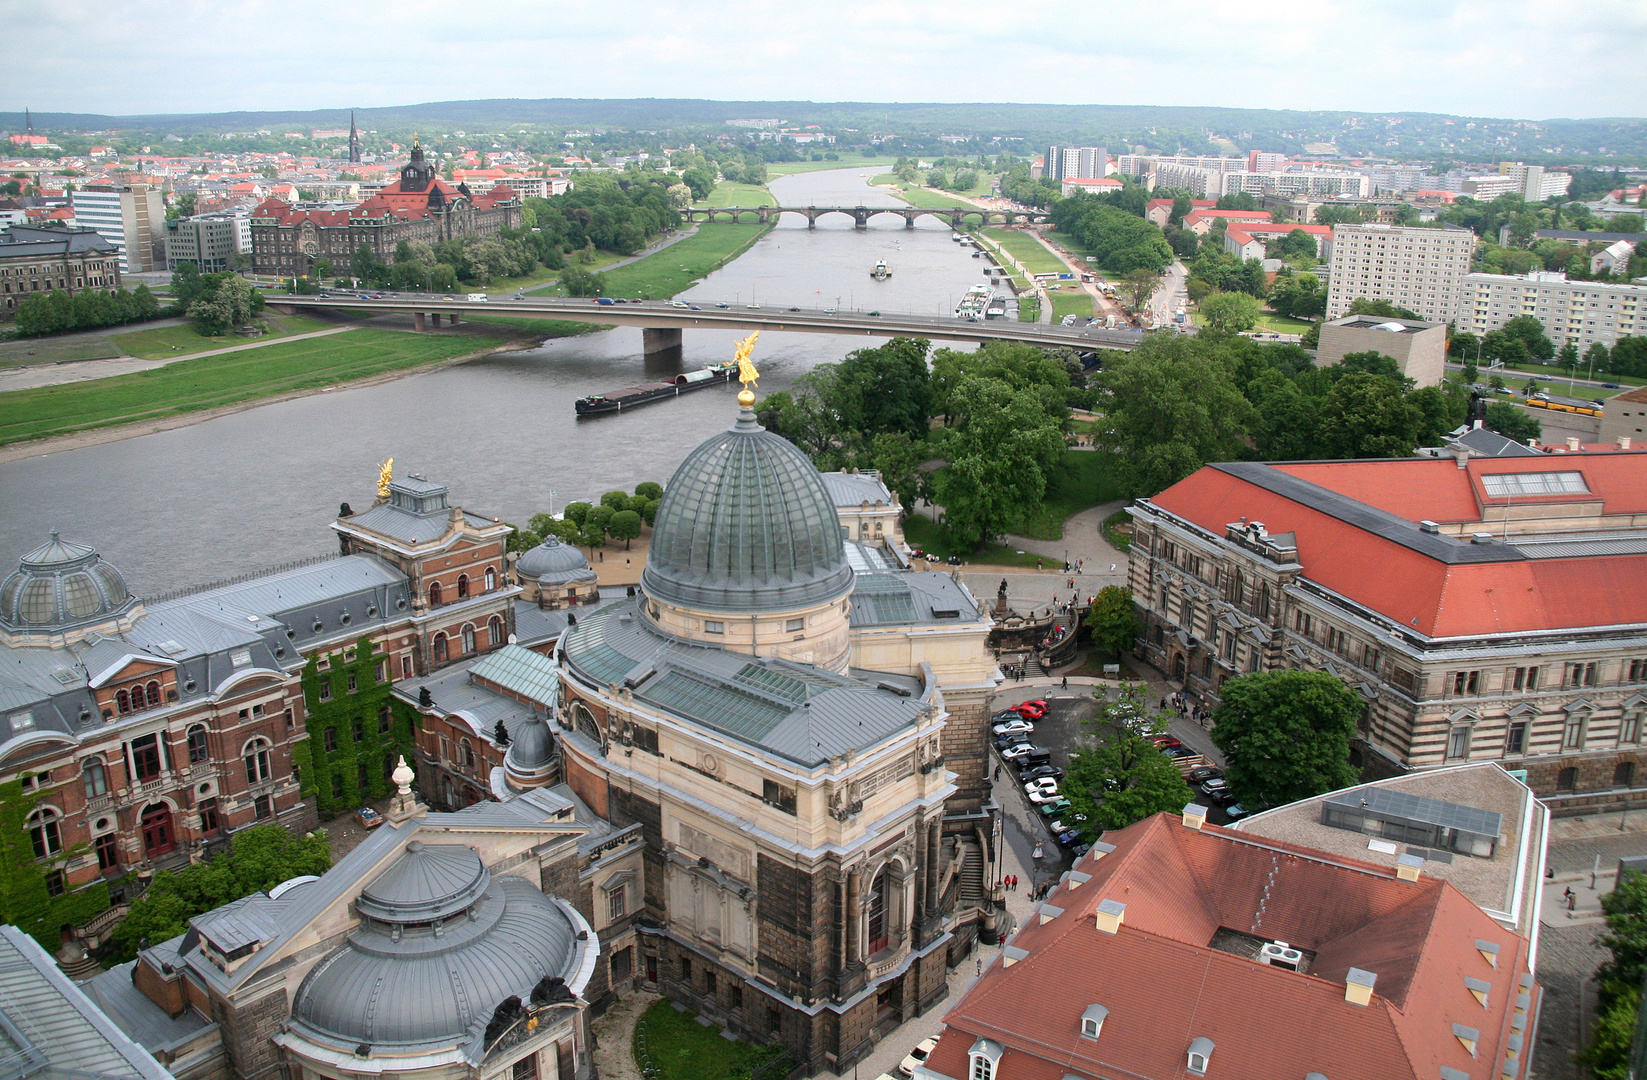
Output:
[1060,177,1122,197]
[164,214,241,273]
[1456,271,1644,350]
[552,398,1003,1070]
[84,787,603,1080]
[0,223,121,318]
[1534,229,1647,249]
[1128,451,1647,815]
[1602,386,1647,445]
[1593,239,1635,277]
[1221,221,1332,262]
[1181,208,1271,236]
[70,183,167,272]
[1043,145,1106,182]
[1246,150,1286,173]
[250,139,521,276]
[914,810,1540,1080]
[1220,170,1370,199]
[1315,314,1447,386]
[1463,175,1523,200]
[1143,197,1214,229]
[1324,222,1477,321]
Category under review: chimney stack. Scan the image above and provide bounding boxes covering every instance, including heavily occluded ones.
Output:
[1568,437,1582,451]
[1345,967,1378,1006]
[1095,898,1127,935]
[1621,437,1633,450]
[1395,853,1424,882]
[1182,803,1208,830]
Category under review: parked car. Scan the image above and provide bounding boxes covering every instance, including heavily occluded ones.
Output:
[1208,789,1240,807]
[1186,766,1223,785]
[1199,778,1229,796]
[1001,742,1044,760]
[898,1039,938,1077]
[993,710,1030,724]
[1150,734,1183,750]
[355,806,384,829]
[993,719,1035,737]
[1018,764,1065,782]
[1224,803,1250,820]
[1024,778,1060,798]
[1056,829,1085,847]
[1011,702,1048,721]
[1038,798,1072,817]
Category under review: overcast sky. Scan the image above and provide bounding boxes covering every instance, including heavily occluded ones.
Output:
[4,0,1644,120]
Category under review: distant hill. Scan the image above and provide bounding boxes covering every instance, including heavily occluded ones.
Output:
[3,98,1644,161]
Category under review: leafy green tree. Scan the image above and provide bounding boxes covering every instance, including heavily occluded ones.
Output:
[1488,374,1506,391]
[170,260,203,308]
[1462,360,1478,384]
[1501,315,1555,360]
[1578,983,1639,1080]
[559,265,608,297]
[1485,402,1541,443]
[1586,341,1613,374]
[1060,684,1194,834]
[1599,870,1647,1000]
[1215,191,1259,211]
[0,776,111,951]
[578,521,607,551]
[1272,228,1319,261]
[561,501,593,527]
[350,244,381,283]
[1209,670,1362,810]
[1267,272,1325,320]
[1316,371,1426,458]
[634,482,663,501]
[930,376,1064,548]
[1123,268,1159,311]
[600,490,630,511]
[680,167,715,201]
[1199,291,1262,334]
[586,505,614,533]
[1347,298,1420,320]
[1085,586,1141,658]
[506,525,542,552]
[607,509,643,549]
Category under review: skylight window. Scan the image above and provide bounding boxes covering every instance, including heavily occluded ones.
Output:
[1480,471,1589,498]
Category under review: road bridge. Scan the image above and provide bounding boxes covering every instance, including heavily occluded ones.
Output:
[680,205,1052,229]
[276,295,1149,354]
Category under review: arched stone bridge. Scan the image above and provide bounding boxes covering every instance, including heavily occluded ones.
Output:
[681,205,1052,229]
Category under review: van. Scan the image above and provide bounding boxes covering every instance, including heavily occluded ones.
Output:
[466,293,488,303]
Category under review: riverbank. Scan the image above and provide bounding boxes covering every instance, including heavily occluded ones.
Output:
[601,222,773,298]
[0,328,520,460]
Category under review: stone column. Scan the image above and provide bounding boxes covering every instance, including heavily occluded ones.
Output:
[845,869,861,963]
[414,311,426,332]
[643,327,682,357]
[924,819,941,916]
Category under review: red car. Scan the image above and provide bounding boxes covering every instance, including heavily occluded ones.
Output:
[1150,734,1183,750]
[1011,701,1048,720]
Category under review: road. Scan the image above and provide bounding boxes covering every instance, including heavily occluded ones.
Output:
[1150,260,1189,327]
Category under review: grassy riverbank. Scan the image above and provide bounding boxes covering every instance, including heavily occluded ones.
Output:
[0,328,504,447]
[111,315,336,359]
[597,223,772,299]
[978,228,1066,276]
[695,181,776,208]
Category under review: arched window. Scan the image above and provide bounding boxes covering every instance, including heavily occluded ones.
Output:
[82,758,107,798]
[462,740,475,769]
[139,803,174,857]
[484,568,496,592]
[433,633,449,663]
[27,808,62,859]
[243,737,272,784]
[187,724,209,764]
[488,616,503,647]
[116,689,130,714]
[428,581,443,607]
[461,625,476,654]
[866,867,889,956]
[457,574,469,598]
[146,681,162,707]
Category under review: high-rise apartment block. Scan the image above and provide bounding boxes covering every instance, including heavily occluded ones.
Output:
[1220,170,1369,199]
[1457,271,1644,350]
[70,183,166,273]
[1324,223,1477,322]
[1246,149,1287,173]
[1044,145,1107,181]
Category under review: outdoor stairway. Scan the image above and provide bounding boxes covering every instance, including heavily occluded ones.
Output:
[57,951,101,980]
[958,844,986,906]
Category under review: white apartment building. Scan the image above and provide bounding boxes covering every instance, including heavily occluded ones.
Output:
[1324,223,1478,322]
[1461,165,1572,202]
[1044,145,1108,181]
[1221,170,1370,199]
[70,183,166,272]
[1456,271,1644,350]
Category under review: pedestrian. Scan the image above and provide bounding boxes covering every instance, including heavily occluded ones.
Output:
[1109,563,1116,573]
[1061,675,1068,689]
[994,764,1002,781]
[1568,892,1577,912]
[1033,843,1044,861]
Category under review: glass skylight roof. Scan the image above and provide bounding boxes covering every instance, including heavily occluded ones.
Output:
[1480,471,1588,498]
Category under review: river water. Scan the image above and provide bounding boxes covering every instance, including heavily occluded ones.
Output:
[3,168,994,594]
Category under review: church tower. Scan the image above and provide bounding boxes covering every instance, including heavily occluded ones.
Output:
[399,135,435,192]
[348,110,361,164]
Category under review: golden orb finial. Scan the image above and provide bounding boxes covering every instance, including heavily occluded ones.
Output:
[734,331,761,407]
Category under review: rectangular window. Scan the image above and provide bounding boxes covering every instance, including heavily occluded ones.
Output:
[704,621,724,634]
[1452,671,1480,696]
[1446,726,1472,760]
[1326,627,1348,654]
[402,655,413,678]
[610,946,633,981]
[1363,645,1383,672]
[1564,714,1588,750]
[198,797,220,834]
[45,870,65,898]
[680,956,692,981]
[254,795,273,820]
[1505,723,1526,755]
[131,734,162,781]
[730,985,743,1010]
[325,728,338,752]
[1631,660,1647,682]
[513,1056,538,1080]
[762,778,797,815]
[1620,713,1641,746]
[1569,662,1598,688]
[786,618,804,633]
[95,833,120,871]
[705,971,717,995]
[319,683,332,702]
[1513,666,1539,691]
[1293,611,1313,636]
[608,884,626,921]
[347,675,358,694]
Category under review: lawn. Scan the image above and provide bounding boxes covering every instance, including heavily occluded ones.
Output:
[597,223,772,300]
[978,228,1067,277]
[1102,508,1134,553]
[111,315,336,360]
[696,181,776,208]
[1006,450,1123,541]
[1051,291,1094,323]
[1190,310,1314,334]
[763,156,899,177]
[0,334,125,368]
[0,328,503,447]
[884,183,975,210]
[904,515,1044,568]
[632,999,790,1080]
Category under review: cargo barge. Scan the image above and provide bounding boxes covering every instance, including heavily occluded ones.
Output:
[575,361,738,416]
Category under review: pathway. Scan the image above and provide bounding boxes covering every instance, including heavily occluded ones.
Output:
[591,988,660,1080]
[1022,228,1121,324]
[0,325,356,391]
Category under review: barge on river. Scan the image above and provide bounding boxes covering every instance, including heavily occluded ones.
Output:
[575,361,738,416]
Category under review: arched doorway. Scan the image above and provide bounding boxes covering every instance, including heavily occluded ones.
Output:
[140,803,175,858]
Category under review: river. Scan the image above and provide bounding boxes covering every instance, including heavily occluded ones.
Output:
[2,168,993,594]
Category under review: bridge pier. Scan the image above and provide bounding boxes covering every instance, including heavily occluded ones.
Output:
[853,212,868,230]
[905,215,915,229]
[643,327,682,357]
[450,313,460,325]
[430,313,441,327]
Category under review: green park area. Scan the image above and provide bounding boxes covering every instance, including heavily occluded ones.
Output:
[111,314,336,359]
[1051,290,1094,323]
[534,223,772,300]
[0,328,504,447]
[0,334,123,368]
[881,181,974,210]
[763,156,898,177]
[632,999,792,1080]
[978,227,1066,276]
[1190,310,1314,334]
[696,181,776,208]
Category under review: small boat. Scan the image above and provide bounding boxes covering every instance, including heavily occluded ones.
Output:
[575,361,738,416]
[870,259,892,280]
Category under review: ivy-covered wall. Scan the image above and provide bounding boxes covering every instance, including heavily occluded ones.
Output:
[294,637,421,819]
[0,776,110,952]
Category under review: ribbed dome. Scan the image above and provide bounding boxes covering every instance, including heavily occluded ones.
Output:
[506,714,556,774]
[0,532,137,634]
[516,536,596,585]
[642,409,852,612]
[354,842,489,924]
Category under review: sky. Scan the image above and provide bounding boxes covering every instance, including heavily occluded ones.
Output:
[3,0,1644,120]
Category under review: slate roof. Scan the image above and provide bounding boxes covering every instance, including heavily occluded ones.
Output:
[923,813,1534,1080]
[560,600,927,766]
[820,470,894,508]
[82,961,214,1054]
[850,572,980,627]
[0,925,173,1080]
[0,224,120,259]
[392,654,538,744]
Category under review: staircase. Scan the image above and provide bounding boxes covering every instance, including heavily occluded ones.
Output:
[958,843,986,907]
[56,947,101,981]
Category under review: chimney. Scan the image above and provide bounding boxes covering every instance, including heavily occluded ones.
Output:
[1344,967,1378,1006]
[1095,898,1126,935]
[1182,802,1208,830]
[1621,437,1633,450]
[1568,437,1581,451]
[1396,853,1424,882]
[1452,445,1470,469]
[1419,520,1440,533]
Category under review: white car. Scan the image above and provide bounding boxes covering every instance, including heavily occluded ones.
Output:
[992,719,1034,736]
[899,1039,938,1077]
[1028,788,1066,806]
[1000,743,1043,760]
[1024,778,1060,798]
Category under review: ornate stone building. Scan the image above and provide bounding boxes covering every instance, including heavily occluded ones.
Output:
[249,140,521,276]
[1128,451,1647,814]
[0,223,123,319]
[551,401,1000,1071]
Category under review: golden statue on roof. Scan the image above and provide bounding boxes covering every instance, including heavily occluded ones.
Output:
[378,457,394,499]
[734,331,761,407]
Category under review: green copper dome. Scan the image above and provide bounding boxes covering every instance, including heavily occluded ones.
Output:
[642,409,852,613]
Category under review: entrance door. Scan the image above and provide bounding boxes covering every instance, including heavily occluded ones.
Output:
[646,955,658,983]
[140,803,175,858]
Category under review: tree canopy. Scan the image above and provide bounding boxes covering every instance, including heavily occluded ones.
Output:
[1209,670,1362,810]
[1060,684,1195,835]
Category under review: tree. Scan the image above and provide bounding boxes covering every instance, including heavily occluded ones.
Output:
[1482,402,1540,445]
[607,509,643,549]
[1578,983,1639,1080]
[1500,315,1555,360]
[634,482,664,501]
[1060,684,1195,834]
[1215,191,1259,211]
[561,501,593,527]
[1315,370,1427,458]
[1347,298,1420,320]
[931,375,1064,548]
[1123,268,1159,311]
[1199,291,1262,334]
[600,490,630,511]
[578,520,607,551]
[559,265,607,297]
[170,260,203,308]
[1085,586,1141,659]
[1209,670,1362,810]
[350,244,381,283]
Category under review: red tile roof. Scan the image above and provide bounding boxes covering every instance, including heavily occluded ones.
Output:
[927,814,1533,1080]
[1148,456,1647,637]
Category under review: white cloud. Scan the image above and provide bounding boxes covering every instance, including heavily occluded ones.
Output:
[2,0,1643,118]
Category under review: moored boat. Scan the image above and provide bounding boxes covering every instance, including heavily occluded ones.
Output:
[575,361,738,416]
[870,259,892,280]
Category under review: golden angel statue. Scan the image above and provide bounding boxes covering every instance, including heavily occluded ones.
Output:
[734,331,761,407]
[377,458,394,499]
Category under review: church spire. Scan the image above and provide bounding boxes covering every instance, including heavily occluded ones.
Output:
[25,107,31,135]
[348,110,360,164]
